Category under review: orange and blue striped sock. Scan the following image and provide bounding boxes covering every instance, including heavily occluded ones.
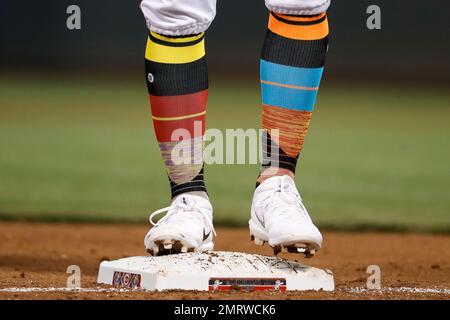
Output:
[257,12,329,185]
[145,32,208,199]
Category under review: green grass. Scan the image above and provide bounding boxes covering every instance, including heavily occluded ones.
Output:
[0,76,449,232]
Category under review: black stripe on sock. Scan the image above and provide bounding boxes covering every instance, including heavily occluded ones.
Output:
[271,12,327,26]
[261,29,328,68]
[264,153,298,166]
[262,160,297,173]
[171,184,207,198]
[149,32,205,48]
[261,132,298,174]
[262,152,298,172]
[171,176,205,190]
[161,33,203,39]
[169,168,207,198]
[145,57,208,96]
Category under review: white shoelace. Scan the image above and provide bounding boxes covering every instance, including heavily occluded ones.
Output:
[149,198,217,236]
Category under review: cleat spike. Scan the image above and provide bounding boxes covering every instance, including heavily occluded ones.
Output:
[304,250,316,258]
[181,246,188,253]
[164,243,172,250]
[152,246,159,255]
[254,237,264,246]
[272,245,281,255]
[306,249,316,258]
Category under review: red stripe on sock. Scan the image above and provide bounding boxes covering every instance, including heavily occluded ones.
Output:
[153,115,205,142]
[149,90,208,118]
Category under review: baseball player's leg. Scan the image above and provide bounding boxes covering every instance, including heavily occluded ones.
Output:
[250,0,331,256]
[141,0,217,256]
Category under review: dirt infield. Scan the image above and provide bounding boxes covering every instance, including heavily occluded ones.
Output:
[0,222,449,300]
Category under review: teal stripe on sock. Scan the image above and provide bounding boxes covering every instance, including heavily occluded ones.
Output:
[260,59,323,88]
[261,83,318,111]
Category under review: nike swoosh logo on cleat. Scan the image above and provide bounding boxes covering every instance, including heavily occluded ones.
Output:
[203,228,211,241]
[256,214,265,228]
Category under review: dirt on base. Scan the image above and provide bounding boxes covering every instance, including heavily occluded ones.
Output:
[0,222,449,300]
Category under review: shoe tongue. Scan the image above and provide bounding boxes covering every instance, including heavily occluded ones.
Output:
[171,195,192,208]
[172,194,211,210]
[259,175,295,191]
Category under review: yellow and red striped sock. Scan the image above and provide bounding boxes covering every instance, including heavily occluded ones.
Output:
[145,32,208,199]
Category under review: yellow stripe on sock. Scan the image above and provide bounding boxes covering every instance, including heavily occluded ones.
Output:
[145,36,205,64]
[152,111,206,121]
[150,32,204,43]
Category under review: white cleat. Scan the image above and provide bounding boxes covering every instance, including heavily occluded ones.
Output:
[249,175,322,258]
[144,194,216,256]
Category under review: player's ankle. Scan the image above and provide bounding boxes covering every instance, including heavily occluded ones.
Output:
[256,167,295,187]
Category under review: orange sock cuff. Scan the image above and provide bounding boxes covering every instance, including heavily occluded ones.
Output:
[268,12,329,40]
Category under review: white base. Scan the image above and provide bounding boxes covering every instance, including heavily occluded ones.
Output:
[97,251,334,292]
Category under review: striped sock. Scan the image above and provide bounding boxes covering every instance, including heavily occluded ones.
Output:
[257,12,329,185]
[145,32,208,199]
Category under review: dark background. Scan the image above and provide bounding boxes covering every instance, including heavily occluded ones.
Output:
[1,0,449,84]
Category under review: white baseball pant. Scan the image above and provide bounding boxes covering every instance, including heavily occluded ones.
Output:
[140,0,331,36]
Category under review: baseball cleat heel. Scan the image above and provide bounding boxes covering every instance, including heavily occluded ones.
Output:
[251,231,317,258]
[250,235,266,246]
[147,239,196,256]
[254,237,265,246]
[271,244,317,258]
[148,245,159,256]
